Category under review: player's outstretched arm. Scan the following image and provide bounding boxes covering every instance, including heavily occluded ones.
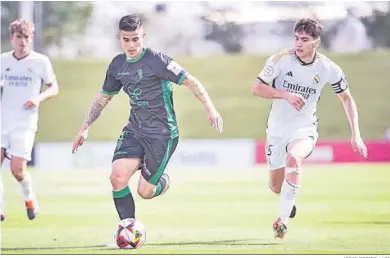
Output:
[72,92,114,153]
[181,74,223,133]
[251,79,305,111]
[337,89,367,158]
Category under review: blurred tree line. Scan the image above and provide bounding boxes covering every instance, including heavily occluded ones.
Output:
[360,1,390,49]
[203,2,390,53]
[1,1,92,53]
[1,1,389,54]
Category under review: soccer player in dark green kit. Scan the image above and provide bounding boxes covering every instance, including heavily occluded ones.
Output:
[72,14,223,221]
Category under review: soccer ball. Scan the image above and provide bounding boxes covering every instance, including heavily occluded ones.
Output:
[114,218,146,249]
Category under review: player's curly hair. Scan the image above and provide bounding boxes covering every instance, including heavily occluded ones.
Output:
[294,18,324,39]
[9,19,35,35]
[119,14,143,32]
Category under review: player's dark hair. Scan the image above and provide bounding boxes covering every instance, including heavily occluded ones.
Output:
[119,14,142,32]
[294,18,324,39]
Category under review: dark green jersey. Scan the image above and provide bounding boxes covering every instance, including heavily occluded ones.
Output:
[101,48,187,139]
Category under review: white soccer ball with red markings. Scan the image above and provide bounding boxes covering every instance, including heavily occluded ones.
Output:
[114,218,146,249]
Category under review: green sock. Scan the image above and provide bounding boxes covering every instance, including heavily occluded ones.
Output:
[152,176,167,198]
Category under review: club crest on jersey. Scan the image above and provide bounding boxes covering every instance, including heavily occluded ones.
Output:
[313,74,320,84]
[137,69,143,80]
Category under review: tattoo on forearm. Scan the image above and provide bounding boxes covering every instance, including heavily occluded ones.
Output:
[85,96,110,126]
[189,80,212,109]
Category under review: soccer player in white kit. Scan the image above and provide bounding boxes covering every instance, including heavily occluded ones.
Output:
[1,19,59,221]
[252,18,367,239]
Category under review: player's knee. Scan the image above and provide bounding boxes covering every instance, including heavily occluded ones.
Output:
[11,157,27,181]
[286,171,301,186]
[137,185,154,199]
[10,160,25,181]
[286,152,301,168]
[110,170,128,190]
[268,181,282,194]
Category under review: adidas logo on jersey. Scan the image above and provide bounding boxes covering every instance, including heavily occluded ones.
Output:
[5,68,10,72]
[286,71,293,77]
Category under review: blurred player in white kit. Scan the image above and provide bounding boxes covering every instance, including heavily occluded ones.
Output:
[1,19,59,221]
[251,18,368,238]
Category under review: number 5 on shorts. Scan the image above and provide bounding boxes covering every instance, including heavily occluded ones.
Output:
[267,144,273,156]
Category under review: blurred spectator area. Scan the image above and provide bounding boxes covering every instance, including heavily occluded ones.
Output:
[1,1,389,58]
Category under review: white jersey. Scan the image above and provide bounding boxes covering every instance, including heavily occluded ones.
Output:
[1,51,56,133]
[257,49,349,137]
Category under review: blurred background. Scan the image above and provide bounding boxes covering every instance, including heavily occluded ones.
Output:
[2,2,390,254]
[2,1,390,56]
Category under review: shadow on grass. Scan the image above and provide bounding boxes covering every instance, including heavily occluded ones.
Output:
[328,221,390,225]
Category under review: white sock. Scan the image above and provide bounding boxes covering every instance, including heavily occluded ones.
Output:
[279,178,300,226]
[20,172,33,201]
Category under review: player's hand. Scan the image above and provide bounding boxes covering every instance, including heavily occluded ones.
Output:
[285,93,305,111]
[351,135,368,158]
[207,108,223,133]
[24,97,41,110]
[72,130,88,154]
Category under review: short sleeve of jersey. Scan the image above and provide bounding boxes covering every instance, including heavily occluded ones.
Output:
[1,54,6,81]
[153,53,188,85]
[41,56,56,84]
[257,55,282,85]
[328,61,349,94]
[101,59,123,95]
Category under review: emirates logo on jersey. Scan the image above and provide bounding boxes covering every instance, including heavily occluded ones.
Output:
[4,74,32,87]
[282,80,317,100]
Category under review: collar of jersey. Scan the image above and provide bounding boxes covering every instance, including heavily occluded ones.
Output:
[295,52,317,66]
[12,51,30,61]
[126,48,146,63]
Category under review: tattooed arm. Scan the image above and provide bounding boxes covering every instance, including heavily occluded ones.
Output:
[181,74,223,133]
[182,74,216,112]
[72,92,114,153]
[81,92,113,130]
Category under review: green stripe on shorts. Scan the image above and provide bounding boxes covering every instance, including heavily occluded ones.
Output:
[149,139,174,185]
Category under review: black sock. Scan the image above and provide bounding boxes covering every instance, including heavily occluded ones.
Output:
[113,186,135,219]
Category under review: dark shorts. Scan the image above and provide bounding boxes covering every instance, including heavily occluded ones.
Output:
[112,129,178,185]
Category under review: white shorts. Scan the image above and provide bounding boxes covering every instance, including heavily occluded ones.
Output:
[266,129,318,170]
[1,129,36,161]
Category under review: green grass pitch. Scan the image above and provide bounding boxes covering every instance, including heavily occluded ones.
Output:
[1,164,389,254]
